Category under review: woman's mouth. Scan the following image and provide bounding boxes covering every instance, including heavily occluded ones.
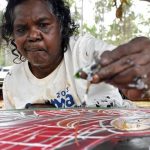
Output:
[25,48,46,52]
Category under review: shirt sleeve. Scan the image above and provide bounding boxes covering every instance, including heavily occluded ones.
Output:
[70,34,116,71]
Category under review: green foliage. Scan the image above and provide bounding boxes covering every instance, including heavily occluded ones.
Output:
[106,4,139,45]
[66,0,75,7]
[0,10,3,24]
[0,48,5,66]
[82,23,98,37]
[137,13,150,37]
[0,10,6,66]
[69,0,149,45]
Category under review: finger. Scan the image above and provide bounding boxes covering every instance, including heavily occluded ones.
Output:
[100,37,150,66]
[93,51,150,83]
[109,66,144,84]
[92,55,136,83]
[75,68,88,79]
[107,64,150,89]
[121,88,144,100]
[77,71,87,79]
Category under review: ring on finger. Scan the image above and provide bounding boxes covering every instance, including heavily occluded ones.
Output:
[126,58,135,66]
[128,75,148,90]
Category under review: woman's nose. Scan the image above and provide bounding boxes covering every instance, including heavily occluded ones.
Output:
[27,27,42,42]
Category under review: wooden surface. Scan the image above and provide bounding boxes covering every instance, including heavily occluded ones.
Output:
[0,100,3,108]
[133,101,150,108]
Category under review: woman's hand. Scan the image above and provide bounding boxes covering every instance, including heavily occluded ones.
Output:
[79,37,150,100]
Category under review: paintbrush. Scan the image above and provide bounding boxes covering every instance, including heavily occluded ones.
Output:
[82,79,91,107]
[75,52,101,107]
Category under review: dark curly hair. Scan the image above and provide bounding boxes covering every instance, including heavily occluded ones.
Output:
[0,0,79,63]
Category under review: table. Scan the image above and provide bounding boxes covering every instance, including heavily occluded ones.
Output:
[0,108,149,150]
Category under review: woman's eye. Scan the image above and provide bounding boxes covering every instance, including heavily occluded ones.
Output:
[38,23,50,33]
[14,26,26,35]
[17,28,25,33]
[39,23,48,28]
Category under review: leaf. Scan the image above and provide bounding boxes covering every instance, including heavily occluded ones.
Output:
[120,0,129,5]
[116,4,123,19]
[113,0,117,6]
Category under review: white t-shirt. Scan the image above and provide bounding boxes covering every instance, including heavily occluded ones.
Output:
[3,34,133,109]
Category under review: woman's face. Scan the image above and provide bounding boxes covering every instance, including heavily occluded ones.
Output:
[13,0,63,69]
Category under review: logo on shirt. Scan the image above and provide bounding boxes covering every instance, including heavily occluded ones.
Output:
[50,87,75,108]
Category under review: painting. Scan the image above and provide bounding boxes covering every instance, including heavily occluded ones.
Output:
[0,108,149,150]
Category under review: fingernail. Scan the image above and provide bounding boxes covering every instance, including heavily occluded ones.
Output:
[92,74,100,83]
